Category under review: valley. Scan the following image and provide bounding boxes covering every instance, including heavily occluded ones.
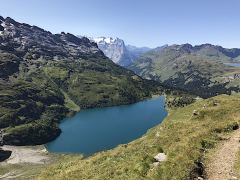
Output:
[0,16,165,146]
[0,3,240,179]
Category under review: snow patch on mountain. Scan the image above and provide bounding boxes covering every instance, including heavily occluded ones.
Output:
[94,37,118,44]
[92,37,151,66]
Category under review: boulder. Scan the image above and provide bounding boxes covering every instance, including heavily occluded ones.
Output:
[193,110,198,116]
[154,153,167,162]
[155,131,160,137]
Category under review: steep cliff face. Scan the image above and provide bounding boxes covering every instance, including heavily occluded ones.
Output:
[93,37,132,66]
[93,37,151,66]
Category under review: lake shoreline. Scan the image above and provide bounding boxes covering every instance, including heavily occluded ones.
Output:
[46,96,167,155]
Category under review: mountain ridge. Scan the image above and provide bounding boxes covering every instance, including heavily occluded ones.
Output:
[128,43,240,97]
[0,16,162,145]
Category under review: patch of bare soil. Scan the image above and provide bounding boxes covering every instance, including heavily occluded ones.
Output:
[1,145,49,164]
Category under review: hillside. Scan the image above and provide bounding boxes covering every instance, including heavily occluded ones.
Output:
[0,16,161,145]
[128,44,240,97]
[38,94,240,179]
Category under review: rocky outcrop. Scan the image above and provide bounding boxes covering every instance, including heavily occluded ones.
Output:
[0,53,20,79]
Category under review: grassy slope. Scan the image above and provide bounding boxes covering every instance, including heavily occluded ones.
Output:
[128,47,240,97]
[41,59,158,109]
[38,94,240,180]
[1,52,162,145]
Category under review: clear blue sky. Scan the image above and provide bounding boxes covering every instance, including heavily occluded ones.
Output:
[1,0,240,48]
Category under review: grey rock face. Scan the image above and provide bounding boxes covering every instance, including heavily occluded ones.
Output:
[93,37,151,66]
[0,17,104,62]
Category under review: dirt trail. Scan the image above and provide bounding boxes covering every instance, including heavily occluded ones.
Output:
[206,129,240,180]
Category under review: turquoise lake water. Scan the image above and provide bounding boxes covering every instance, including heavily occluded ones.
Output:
[46,96,167,155]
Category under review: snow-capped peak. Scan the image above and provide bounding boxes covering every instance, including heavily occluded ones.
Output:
[90,36,151,66]
[93,37,118,44]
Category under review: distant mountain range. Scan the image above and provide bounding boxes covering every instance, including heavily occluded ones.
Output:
[129,44,240,97]
[87,35,240,97]
[92,37,151,66]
